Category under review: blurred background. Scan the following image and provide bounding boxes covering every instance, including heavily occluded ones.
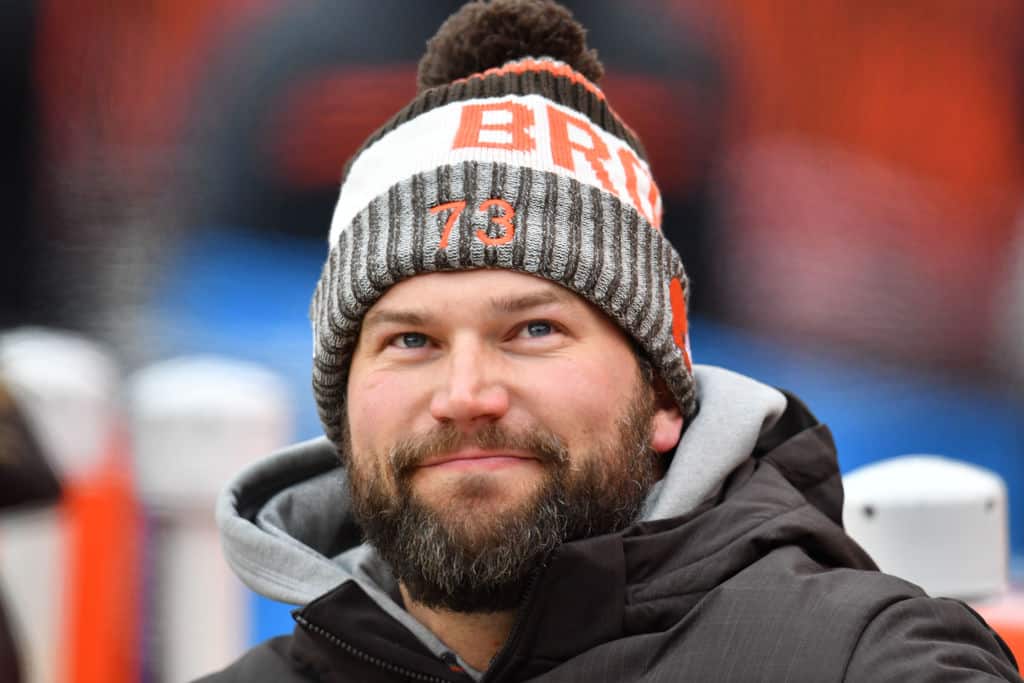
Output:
[1,0,1023,680]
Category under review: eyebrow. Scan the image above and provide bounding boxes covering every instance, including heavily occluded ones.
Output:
[491,289,569,314]
[363,287,572,331]
[362,309,428,330]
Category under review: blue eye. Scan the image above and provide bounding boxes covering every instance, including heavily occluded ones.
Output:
[396,333,428,348]
[525,321,553,337]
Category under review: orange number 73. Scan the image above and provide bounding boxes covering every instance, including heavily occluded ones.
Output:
[430,198,516,248]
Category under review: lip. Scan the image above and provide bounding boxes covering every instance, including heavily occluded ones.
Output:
[418,449,538,471]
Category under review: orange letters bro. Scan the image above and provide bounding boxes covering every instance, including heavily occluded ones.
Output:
[452,100,661,230]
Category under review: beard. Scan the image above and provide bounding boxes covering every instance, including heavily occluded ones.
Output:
[344,382,659,613]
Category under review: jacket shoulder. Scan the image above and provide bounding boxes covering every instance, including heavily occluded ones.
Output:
[844,596,1021,681]
[193,636,313,683]
[683,549,1019,681]
[714,552,924,675]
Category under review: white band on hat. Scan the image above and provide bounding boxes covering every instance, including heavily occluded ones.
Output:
[329,94,662,244]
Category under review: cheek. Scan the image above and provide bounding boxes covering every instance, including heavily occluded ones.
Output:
[515,353,637,441]
[346,372,412,451]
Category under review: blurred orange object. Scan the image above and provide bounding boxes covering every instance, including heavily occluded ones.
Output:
[60,431,142,683]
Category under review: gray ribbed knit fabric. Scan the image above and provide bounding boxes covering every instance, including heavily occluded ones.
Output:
[311,55,697,446]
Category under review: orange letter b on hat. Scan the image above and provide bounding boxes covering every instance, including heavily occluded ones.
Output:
[453,102,536,151]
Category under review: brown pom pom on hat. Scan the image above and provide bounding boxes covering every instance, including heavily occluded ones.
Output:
[417,0,603,90]
[310,0,695,448]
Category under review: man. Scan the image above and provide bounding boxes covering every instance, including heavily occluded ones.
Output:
[200,1,1022,680]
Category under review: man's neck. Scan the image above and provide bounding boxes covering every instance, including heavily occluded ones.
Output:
[399,584,517,672]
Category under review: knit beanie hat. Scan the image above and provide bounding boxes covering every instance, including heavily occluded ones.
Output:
[310,0,695,447]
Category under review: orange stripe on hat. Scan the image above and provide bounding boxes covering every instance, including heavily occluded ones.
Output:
[453,57,607,101]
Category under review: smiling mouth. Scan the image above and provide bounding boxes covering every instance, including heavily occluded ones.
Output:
[418,450,538,471]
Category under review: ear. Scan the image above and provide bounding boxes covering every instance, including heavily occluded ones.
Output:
[649,378,684,454]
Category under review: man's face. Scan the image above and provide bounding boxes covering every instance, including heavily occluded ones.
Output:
[344,269,683,611]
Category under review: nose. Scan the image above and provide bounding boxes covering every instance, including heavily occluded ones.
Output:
[429,338,509,427]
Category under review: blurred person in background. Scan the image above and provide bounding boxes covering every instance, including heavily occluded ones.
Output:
[199,2,1020,681]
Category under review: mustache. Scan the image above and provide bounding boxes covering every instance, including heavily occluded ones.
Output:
[388,423,568,476]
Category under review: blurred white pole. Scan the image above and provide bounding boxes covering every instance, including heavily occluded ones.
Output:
[0,327,122,683]
[0,509,64,683]
[843,455,1009,600]
[129,356,291,682]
